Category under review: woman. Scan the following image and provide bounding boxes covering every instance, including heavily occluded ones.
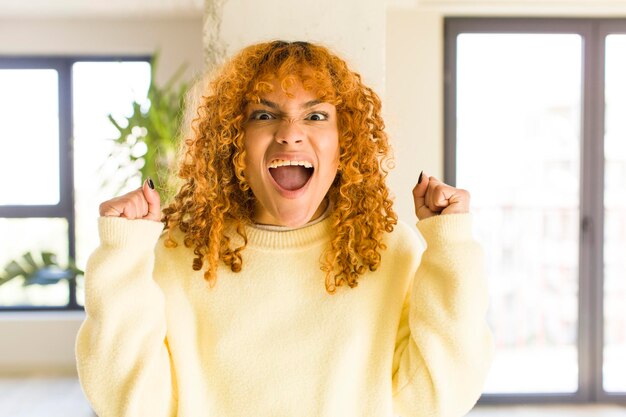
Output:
[76,40,493,417]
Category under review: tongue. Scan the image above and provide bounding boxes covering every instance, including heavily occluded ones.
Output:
[270,166,312,191]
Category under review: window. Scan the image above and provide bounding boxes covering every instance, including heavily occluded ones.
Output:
[604,32,626,395]
[0,57,150,310]
[446,18,626,402]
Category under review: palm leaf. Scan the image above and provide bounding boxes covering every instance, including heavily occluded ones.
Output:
[0,252,83,287]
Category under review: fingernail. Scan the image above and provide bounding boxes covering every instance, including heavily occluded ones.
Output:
[147,177,155,190]
[418,171,424,184]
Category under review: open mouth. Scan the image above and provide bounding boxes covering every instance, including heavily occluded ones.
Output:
[268,160,314,191]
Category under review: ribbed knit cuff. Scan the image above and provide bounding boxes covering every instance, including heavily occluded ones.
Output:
[416,213,474,247]
[98,217,165,249]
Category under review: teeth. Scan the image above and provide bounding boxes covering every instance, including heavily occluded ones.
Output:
[268,159,313,169]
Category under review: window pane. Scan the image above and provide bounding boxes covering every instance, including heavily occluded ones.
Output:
[0,218,69,307]
[0,69,60,205]
[456,34,582,393]
[72,61,151,304]
[604,34,626,393]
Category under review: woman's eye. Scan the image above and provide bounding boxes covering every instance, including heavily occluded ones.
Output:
[251,111,274,121]
[307,112,328,121]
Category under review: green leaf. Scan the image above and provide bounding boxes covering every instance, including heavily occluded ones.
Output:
[107,114,124,132]
[2,260,27,280]
[162,63,188,93]
[41,252,57,266]
[22,252,38,271]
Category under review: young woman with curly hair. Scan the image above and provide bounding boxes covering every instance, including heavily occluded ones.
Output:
[77,41,493,417]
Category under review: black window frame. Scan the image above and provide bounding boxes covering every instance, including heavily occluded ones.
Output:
[445,17,626,404]
[0,55,151,312]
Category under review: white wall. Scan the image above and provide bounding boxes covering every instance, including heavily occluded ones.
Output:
[0,17,204,85]
[386,8,443,224]
[0,16,204,376]
[216,0,386,94]
[0,312,85,374]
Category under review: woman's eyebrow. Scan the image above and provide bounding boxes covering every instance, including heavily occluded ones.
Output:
[302,99,323,108]
[258,98,279,109]
[257,98,324,109]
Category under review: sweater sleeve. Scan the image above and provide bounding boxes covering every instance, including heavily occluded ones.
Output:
[75,217,176,417]
[392,213,494,417]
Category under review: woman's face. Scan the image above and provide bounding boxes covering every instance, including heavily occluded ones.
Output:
[242,77,340,227]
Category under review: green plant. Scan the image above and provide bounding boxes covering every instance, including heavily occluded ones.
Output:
[0,252,83,287]
[105,53,189,202]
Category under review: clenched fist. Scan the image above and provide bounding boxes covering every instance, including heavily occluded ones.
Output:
[412,171,470,220]
[99,178,161,222]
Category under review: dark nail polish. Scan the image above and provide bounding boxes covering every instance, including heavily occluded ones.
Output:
[418,171,423,184]
[147,177,155,190]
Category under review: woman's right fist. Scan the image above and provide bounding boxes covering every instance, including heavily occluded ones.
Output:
[99,178,161,222]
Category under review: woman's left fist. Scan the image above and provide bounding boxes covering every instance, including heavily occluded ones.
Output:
[412,171,470,220]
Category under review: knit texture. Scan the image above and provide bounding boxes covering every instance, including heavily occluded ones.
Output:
[76,213,493,417]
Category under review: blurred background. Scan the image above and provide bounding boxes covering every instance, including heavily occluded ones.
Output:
[0,0,625,416]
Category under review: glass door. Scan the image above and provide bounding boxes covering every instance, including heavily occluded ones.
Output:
[455,33,583,394]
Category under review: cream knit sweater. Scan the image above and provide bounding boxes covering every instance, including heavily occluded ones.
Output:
[76,213,493,417]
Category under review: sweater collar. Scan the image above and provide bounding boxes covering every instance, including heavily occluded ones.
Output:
[250,198,332,232]
[241,215,333,250]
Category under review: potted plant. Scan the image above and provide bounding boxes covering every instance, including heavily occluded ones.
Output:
[105,53,190,203]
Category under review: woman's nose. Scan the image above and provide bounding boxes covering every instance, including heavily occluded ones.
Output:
[274,119,304,145]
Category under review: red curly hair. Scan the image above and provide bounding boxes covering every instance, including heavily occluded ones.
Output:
[162,40,397,293]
